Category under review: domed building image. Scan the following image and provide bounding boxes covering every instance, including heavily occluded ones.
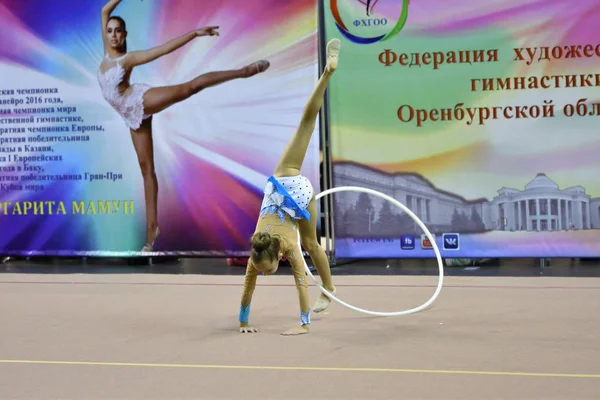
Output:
[331,162,600,237]
[485,173,595,232]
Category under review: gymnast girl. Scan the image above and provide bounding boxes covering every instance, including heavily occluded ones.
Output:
[237,38,341,336]
[98,0,270,251]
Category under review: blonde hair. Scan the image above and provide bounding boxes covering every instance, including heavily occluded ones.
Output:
[250,232,280,263]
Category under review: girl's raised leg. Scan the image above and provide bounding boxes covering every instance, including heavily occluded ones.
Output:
[142,60,270,115]
[273,39,340,177]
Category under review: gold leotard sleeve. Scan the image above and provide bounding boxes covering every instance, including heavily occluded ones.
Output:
[238,259,258,325]
[284,241,311,326]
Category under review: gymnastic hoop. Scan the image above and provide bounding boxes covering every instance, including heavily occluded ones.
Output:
[297,186,444,316]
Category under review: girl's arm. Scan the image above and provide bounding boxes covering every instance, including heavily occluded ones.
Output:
[281,248,311,335]
[101,0,123,51]
[123,26,219,69]
[239,259,259,332]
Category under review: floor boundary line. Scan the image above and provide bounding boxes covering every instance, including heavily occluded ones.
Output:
[0,280,599,290]
[0,359,597,378]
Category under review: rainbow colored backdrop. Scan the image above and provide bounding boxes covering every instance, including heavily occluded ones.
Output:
[3,0,600,259]
[324,0,600,258]
[0,0,320,255]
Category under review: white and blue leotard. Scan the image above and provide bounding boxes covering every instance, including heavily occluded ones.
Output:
[259,175,314,223]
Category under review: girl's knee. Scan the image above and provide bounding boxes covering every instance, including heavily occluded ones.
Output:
[183,83,197,98]
[187,79,207,97]
[301,237,320,253]
[165,84,196,106]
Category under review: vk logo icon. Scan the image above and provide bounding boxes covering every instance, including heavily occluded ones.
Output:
[400,235,415,250]
[443,233,460,250]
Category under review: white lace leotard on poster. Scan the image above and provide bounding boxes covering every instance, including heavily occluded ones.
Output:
[97,53,151,130]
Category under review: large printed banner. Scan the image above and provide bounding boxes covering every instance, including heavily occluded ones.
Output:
[0,0,320,256]
[324,0,600,258]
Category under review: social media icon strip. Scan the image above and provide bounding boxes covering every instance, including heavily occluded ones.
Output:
[400,235,415,250]
[443,233,460,250]
[420,233,435,249]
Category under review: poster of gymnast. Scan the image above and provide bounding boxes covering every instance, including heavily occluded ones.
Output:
[323,0,600,258]
[0,0,322,256]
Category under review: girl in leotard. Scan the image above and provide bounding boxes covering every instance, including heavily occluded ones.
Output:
[98,0,269,251]
[237,38,341,336]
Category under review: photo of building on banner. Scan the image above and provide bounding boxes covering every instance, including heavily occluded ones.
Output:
[0,0,321,256]
[323,0,600,258]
